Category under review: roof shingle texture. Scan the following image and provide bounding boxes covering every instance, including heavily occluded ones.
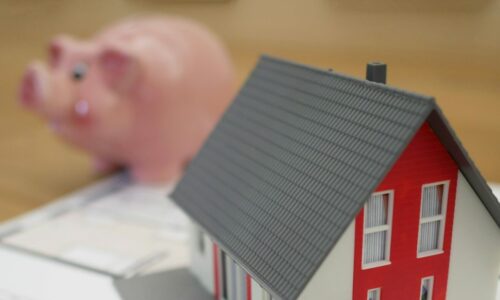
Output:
[172,56,438,299]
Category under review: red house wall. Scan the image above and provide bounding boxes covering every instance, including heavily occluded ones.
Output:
[353,122,458,300]
[213,244,220,300]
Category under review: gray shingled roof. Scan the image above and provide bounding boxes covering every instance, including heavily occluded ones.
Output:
[171,56,499,300]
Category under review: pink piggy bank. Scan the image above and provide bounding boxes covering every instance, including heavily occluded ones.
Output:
[19,17,235,182]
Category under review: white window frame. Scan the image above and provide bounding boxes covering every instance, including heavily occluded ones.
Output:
[420,276,434,300]
[417,181,449,258]
[362,190,394,270]
[227,258,237,300]
[367,288,381,300]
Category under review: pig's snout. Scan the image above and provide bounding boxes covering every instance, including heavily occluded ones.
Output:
[19,64,47,108]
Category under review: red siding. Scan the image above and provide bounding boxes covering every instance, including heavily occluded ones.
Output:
[246,274,252,300]
[213,244,220,300]
[353,122,458,300]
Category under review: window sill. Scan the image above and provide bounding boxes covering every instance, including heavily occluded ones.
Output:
[417,249,444,258]
[362,260,391,270]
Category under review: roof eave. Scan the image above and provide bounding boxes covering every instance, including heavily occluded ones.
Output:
[427,107,500,227]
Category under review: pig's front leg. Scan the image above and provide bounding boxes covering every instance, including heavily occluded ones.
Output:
[131,161,186,184]
[93,157,119,174]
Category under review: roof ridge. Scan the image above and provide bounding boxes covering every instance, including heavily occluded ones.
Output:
[260,54,435,104]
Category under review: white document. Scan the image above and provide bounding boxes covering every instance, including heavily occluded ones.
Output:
[0,173,190,277]
[0,172,190,300]
[0,245,120,300]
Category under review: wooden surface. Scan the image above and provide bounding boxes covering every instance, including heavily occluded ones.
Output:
[0,0,499,222]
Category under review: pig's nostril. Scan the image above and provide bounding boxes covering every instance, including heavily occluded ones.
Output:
[73,100,92,123]
[74,100,90,118]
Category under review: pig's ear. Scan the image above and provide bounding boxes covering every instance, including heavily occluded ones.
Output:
[49,35,74,68]
[98,47,138,92]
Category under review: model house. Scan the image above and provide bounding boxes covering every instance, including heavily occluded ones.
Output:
[171,56,500,300]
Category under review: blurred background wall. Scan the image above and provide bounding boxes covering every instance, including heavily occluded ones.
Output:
[0,0,498,218]
[2,0,500,60]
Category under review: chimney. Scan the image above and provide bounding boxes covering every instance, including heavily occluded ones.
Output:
[366,62,387,84]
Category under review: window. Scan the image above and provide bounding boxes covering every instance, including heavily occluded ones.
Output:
[367,288,381,300]
[420,277,434,300]
[418,182,448,256]
[216,250,252,300]
[235,264,248,300]
[228,258,237,299]
[221,251,228,299]
[219,249,248,300]
[363,191,393,268]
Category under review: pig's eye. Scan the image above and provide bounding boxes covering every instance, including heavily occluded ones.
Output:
[72,63,88,81]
